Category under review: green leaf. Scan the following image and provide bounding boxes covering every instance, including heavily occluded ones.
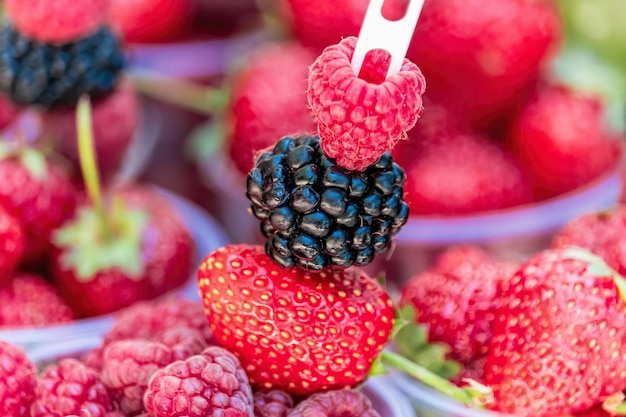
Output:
[368,355,388,377]
[19,148,47,181]
[186,121,226,162]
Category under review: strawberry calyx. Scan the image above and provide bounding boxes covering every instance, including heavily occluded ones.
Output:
[603,391,626,415]
[0,141,48,181]
[561,246,626,301]
[52,96,149,281]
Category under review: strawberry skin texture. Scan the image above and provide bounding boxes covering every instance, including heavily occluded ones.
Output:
[52,186,193,317]
[197,244,394,396]
[485,249,626,416]
[508,84,621,199]
[0,158,77,261]
[226,42,318,176]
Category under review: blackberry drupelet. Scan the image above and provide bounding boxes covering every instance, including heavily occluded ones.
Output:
[246,134,409,271]
[0,24,124,108]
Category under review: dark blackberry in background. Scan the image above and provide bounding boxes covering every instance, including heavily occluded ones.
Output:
[246,135,410,271]
[0,24,125,108]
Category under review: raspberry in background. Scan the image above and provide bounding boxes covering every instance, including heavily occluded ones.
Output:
[0,273,75,328]
[254,390,294,417]
[508,84,621,200]
[31,358,113,417]
[0,205,24,285]
[307,36,426,171]
[0,95,19,130]
[288,389,381,417]
[143,346,254,417]
[108,0,195,44]
[0,340,36,417]
[5,0,109,44]
[408,0,562,125]
[43,80,140,180]
[403,133,533,216]
[226,41,318,176]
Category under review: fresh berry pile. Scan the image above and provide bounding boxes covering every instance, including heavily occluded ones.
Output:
[0,298,385,417]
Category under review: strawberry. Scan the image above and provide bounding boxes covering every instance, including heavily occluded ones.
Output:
[508,84,622,199]
[0,94,19,130]
[50,98,193,317]
[0,273,74,328]
[399,246,516,364]
[225,41,318,176]
[484,248,626,416]
[552,207,626,277]
[197,244,395,396]
[0,145,77,261]
[0,205,24,285]
[108,0,195,44]
[403,132,533,215]
[408,0,562,125]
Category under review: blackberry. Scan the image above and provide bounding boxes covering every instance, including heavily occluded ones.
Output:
[246,134,409,271]
[0,24,124,108]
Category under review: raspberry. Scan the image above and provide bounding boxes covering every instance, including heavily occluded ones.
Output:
[31,358,112,417]
[65,413,125,417]
[0,205,24,285]
[246,134,409,270]
[80,347,105,373]
[288,389,380,417]
[101,340,174,416]
[307,36,426,171]
[0,94,19,130]
[155,327,209,361]
[0,25,125,109]
[103,298,214,347]
[0,340,36,417]
[253,391,294,417]
[5,0,109,44]
[144,346,254,417]
[43,80,140,178]
[0,274,74,328]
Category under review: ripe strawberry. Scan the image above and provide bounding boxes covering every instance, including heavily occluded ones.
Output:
[108,0,195,44]
[197,244,394,396]
[508,84,621,199]
[52,185,194,316]
[0,95,19,130]
[226,41,318,176]
[552,207,626,277]
[0,205,24,285]
[0,273,74,328]
[5,0,109,43]
[307,36,426,171]
[50,99,193,317]
[484,248,626,416]
[400,246,516,363]
[408,0,562,125]
[403,133,533,215]
[43,80,140,180]
[0,340,36,417]
[0,148,77,261]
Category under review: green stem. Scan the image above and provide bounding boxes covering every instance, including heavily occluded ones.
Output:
[614,403,626,415]
[131,75,228,115]
[76,96,109,235]
[380,350,474,405]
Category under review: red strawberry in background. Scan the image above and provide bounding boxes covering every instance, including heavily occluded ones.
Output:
[0,95,19,131]
[43,80,140,181]
[51,98,193,317]
[226,41,318,176]
[108,0,195,44]
[484,248,626,416]
[403,132,533,216]
[0,273,74,328]
[198,244,395,396]
[0,205,24,285]
[0,146,77,261]
[400,246,516,364]
[508,84,622,200]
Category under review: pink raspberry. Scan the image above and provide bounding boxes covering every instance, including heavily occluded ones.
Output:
[288,389,380,417]
[0,204,24,286]
[80,347,105,373]
[65,413,126,417]
[103,298,214,347]
[253,390,294,417]
[5,0,109,44]
[0,341,36,417]
[307,36,426,171]
[144,346,254,417]
[101,340,174,416]
[31,358,112,417]
[155,327,208,361]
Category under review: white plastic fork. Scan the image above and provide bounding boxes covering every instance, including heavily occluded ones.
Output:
[351,0,425,80]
